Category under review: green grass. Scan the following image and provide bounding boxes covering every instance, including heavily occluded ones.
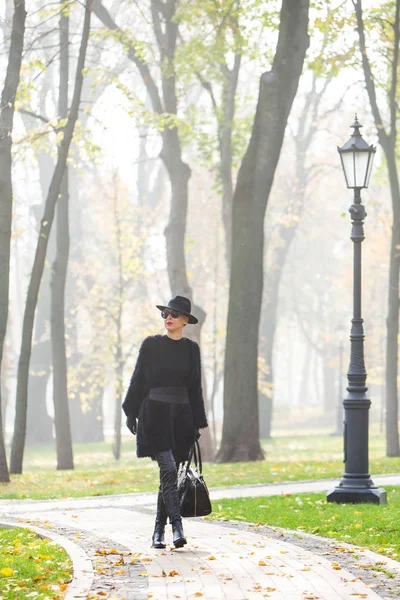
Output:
[209,486,400,562]
[0,428,399,500]
[0,527,72,599]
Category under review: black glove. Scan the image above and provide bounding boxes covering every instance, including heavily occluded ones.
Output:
[194,427,201,441]
[126,414,137,435]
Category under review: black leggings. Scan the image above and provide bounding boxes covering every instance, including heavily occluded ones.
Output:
[155,450,181,525]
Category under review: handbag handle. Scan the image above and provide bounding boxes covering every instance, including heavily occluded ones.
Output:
[186,439,203,474]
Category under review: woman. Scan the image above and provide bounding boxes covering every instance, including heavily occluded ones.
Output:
[122,295,208,549]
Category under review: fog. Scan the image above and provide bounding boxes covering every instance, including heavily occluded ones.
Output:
[0,0,395,469]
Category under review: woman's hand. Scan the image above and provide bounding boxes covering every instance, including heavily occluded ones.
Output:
[126,414,137,435]
[194,427,201,441]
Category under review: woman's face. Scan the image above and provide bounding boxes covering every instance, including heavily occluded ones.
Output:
[163,310,189,332]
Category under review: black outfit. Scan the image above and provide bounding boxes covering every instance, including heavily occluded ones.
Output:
[122,334,208,463]
[122,334,208,548]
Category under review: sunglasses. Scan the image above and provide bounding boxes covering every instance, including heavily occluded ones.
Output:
[161,309,182,319]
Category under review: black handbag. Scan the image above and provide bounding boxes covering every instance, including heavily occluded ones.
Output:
[177,440,212,518]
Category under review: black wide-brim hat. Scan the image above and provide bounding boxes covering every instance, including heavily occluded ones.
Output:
[156,295,198,324]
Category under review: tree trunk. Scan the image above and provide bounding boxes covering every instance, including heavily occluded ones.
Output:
[27,340,54,445]
[137,120,151,208]
[0,0,26,483]
[298,343,312,405]
[259,223,298,437]
[322,354,336,413]
[52,172,74,468]
[113,338,123,460]
[216,0,310,462]
[113,189,123,460]
[10,0,92,474]
[20,124,55,451]
[51,4,74,471]
[68,162,104,444]
[354,0,400,457]
[1,331,12,432]
[385,158,400,456]
[220,54,241,272]
[20,105,55,445]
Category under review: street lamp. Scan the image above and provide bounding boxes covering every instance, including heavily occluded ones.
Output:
[327,116,386,504]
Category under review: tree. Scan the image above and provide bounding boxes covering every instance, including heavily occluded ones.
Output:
[0,0,26,483]
[259,71,349,438]
[216,0,310,462]
[178,0,245,270]
[354,0,400,456]
[20,34,59,447]
[51,0,74,470]
[65,55,128,444]
[10,0,92,474]
[108,178,149,459]
[94,0,214,459]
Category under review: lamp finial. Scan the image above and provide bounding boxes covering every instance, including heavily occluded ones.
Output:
[351,115,362,136]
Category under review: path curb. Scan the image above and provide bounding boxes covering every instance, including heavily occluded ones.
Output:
[276,524,400,574]
[0,519,94,600]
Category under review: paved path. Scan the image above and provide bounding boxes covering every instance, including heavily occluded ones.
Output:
[1,475,399,600]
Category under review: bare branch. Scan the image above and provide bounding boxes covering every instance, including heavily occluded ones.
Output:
[151,0,166,52]
[93,0,163,114]
[18,108,50,125]
[195,70,218,113]
[353,0,388,146]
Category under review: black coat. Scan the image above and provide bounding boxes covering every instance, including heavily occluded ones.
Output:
[122,335,208,463]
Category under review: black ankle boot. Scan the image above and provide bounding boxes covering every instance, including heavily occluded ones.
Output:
[172,519,187,548]
[152,489,167,549]
[152,523,166,549]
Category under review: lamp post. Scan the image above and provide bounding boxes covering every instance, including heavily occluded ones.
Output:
[327,117,386,504]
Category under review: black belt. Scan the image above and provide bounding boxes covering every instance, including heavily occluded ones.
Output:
[149,386,189,404]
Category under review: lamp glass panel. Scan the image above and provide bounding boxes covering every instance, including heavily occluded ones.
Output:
[354,151,370,188]
[341,152,355,188]
[365,152,375,187]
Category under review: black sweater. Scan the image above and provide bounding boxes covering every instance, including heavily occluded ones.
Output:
[122,335,208,429]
